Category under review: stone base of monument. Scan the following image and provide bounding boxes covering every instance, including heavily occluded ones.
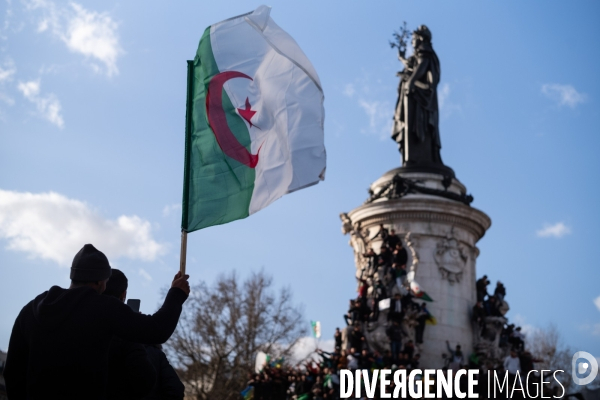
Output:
[475,316,510,365]
[342,168,491,369]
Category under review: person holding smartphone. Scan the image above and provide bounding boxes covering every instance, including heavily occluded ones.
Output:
[104,269,185,400]
[103,269,157,400]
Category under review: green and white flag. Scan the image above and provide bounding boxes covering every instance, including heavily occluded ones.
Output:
[182,5,326,232]
[311,320,321,339]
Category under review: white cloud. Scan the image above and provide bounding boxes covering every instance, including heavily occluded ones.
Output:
[438,83,450,109]
[0,92,13,105]
[17,79,64,127]
[0,58,16,106]
[0,0,14,42]
[342,83,355,98]
[17,79,39,97]
[580,323,600,337]
[139,268,153,281]
[512,314,538,338]
[541,84,586,108]
[25,1,123,77]
[594,296,600,312]
[37,17,49,32]
[162,203,181,217]
[358,98,392,139]
[289,336,335,365]
[63,4,122,76]
[536,222,572,238]
[343,72,394,140]
[0,189,166,266]
[438,83,462,118]
[0,58,15,82]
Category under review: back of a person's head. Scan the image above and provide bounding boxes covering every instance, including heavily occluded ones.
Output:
[103,269,128,299]
[70,244,112,284]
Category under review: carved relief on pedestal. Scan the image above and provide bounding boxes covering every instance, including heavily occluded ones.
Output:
[340,213,371,278]
[404,232,419,276]
[433,228,470,284]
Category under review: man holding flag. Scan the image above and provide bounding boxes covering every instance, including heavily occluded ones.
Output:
[4,244,190,399]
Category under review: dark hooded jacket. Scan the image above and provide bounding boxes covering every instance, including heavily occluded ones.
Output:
[3,285,187,400]
[107,336,157,400]
[141,344,185,400]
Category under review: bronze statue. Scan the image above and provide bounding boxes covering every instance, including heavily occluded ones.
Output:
[392,25,447,171]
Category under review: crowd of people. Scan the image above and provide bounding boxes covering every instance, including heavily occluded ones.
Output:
[474,275,508,318]
[473,274,526,351]
[345,225,432,342]
[246,340,423,400]
[242,219,567,399]
[244,225,555,399]
[243,227,546,399]
[246,341,554,399]
[245,225,432,399]
[471,274,554,398]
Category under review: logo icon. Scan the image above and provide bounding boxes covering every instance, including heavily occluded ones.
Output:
[572,351,598,385]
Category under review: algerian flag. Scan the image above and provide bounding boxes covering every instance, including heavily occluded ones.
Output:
[182,5,326,232]
[410,280,434,302]
[311,320,321,339]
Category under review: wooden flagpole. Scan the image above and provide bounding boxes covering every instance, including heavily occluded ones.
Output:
[179,230,188,274]
[179,60,194,275]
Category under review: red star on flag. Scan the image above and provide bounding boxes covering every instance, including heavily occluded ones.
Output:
[237,97,256,127]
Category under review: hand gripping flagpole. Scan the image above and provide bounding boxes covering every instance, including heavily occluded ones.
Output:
[180,60,194,274]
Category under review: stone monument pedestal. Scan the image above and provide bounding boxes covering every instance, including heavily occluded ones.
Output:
[343,168,491,368]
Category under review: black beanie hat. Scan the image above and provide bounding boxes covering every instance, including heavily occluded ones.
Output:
[70,244,112,282]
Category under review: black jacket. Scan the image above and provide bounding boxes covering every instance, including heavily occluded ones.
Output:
[386,324,403,342]
[4,286,187,400]
[393,248,408,267]
[386,234,400,249]
[348,330,364,350]
[142,344,185,400]
[107,337,157,400]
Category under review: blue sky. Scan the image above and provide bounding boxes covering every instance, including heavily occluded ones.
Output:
[1,0,599,360]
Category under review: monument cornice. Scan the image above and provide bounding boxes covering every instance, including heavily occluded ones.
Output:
[348,197,491,240]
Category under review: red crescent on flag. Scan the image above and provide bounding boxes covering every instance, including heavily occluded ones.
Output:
[206,71,260,168]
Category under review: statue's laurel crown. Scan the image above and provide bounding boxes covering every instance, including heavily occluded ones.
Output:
[413,25,432,42]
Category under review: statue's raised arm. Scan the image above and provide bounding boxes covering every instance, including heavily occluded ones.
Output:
[398,53,411,70]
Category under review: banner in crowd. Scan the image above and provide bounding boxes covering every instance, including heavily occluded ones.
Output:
[378,298,390,310]
[255,351,268,373]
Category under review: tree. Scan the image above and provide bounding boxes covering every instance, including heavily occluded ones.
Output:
[164,270,306,400]
[527,324,575,394]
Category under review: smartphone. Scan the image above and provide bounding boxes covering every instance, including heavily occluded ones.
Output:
[126,299,141,313]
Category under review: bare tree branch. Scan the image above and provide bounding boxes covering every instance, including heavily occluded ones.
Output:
[164,270,306,400]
